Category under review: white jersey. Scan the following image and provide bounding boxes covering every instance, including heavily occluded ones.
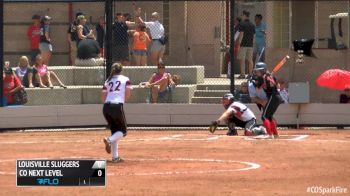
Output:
[227,102,255,122]
[103,75,130,104]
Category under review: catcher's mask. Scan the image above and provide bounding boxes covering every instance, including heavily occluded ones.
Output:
[222,93,234,109]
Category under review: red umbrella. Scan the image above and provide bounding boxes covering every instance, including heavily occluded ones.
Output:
[316,69,350,90]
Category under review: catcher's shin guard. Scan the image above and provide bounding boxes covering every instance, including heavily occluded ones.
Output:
[227,122,238,136]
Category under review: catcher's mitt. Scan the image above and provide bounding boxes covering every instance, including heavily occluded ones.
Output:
[209,120,219,133]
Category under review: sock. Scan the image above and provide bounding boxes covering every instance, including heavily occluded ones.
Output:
[263,119,272,135]
[111,141,118,159]
[109,131,123,143]
[271,119,279,135]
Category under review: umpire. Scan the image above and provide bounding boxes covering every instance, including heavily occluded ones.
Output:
[102,63,131,163]
[248,62,283,139]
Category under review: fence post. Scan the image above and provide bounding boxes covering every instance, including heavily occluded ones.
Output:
[0,0,3,107]
[105,0,113,78]
[230,0,235,94]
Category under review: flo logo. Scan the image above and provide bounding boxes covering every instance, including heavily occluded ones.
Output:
[36,178,59,185]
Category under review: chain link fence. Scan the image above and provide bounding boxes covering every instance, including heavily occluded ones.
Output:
[234,0,349,104]
[1,0,349,107]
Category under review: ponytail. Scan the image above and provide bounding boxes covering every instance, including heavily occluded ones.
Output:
[107,63,123,82]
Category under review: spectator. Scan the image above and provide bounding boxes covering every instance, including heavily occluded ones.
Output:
[253,14,266,64]
[33,54,66,88]
[146,62,176,103]
[77,15,94,47]
[340,88,350,103]
[234,82,251,103]
[132,24,151,66]
[236,10,255,79]
[15,56,35,88]
[27,14,41,64]
[227,17,242,78]
[95,16,105,57]
[3,67,22,106]
[75,37,104,66]
[39,15,53,66]
[67,12,84,65]
[137,11,166,66]
[112,13,136,66]
[277,78,289,103]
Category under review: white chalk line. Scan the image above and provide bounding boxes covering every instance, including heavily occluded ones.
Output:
[0,134,220,144]
[0,157,260,176]
[244,135,309,141]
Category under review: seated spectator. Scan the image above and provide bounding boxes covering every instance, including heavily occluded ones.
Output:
[146,62,176,103]
[132,24,151,66]
[15,56,35,88]
[75,37,104,66]
[234,82,251,103]
[33,54,66,88]
[340,88,350,103]
[3,67,22,106]
[277,78,289,103]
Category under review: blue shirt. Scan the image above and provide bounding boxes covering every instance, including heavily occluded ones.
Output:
[255,23,266,47]
[248,81,268,100]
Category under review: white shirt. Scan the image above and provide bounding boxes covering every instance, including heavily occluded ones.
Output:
[103,75,130,104]
[144,21,164,39]
[279,89,289,103]
[227,102,256,122]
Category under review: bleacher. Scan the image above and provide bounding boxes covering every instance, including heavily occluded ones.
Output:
[24,65,205,105]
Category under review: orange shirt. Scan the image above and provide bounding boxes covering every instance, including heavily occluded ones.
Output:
[133,31,150,51]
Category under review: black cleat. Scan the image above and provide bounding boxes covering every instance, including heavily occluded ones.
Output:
[226,129,238,136]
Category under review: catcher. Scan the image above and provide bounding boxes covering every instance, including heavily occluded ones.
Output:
[209,93,266,136]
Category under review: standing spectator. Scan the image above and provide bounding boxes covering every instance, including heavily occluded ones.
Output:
[253,14,266,64]
[76,15,94,46]
[3,67,22,106]
[75,37,104,66]
[15,56,35,88]
[340,88,350,103]
[277,78,289,103]
[137,11,166,66]
[39,15,53,66]
[27,14,41,64]
[33,54,66,88]
[132,24,151,66]
[112,13,136,66]
[146,62,176,103]
[234,82,251,103]
[95,16,105,57]
[67,12,84,65]
[236,10,255,79]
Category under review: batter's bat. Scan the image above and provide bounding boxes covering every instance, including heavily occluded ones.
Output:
[271,55,290,74]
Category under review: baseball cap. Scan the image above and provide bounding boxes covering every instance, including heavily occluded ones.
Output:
[42,15,52,21]
[32,14,41,20]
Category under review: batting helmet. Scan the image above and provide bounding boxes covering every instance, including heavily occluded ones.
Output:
[254,62,267,71]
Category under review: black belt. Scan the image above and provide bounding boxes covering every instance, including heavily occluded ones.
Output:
[105,102,123,105]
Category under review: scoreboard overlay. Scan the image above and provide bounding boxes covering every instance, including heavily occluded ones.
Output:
[16,160,106,186]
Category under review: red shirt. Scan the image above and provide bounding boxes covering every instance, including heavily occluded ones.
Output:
[3,75,21,104]
[27,24,41,49]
